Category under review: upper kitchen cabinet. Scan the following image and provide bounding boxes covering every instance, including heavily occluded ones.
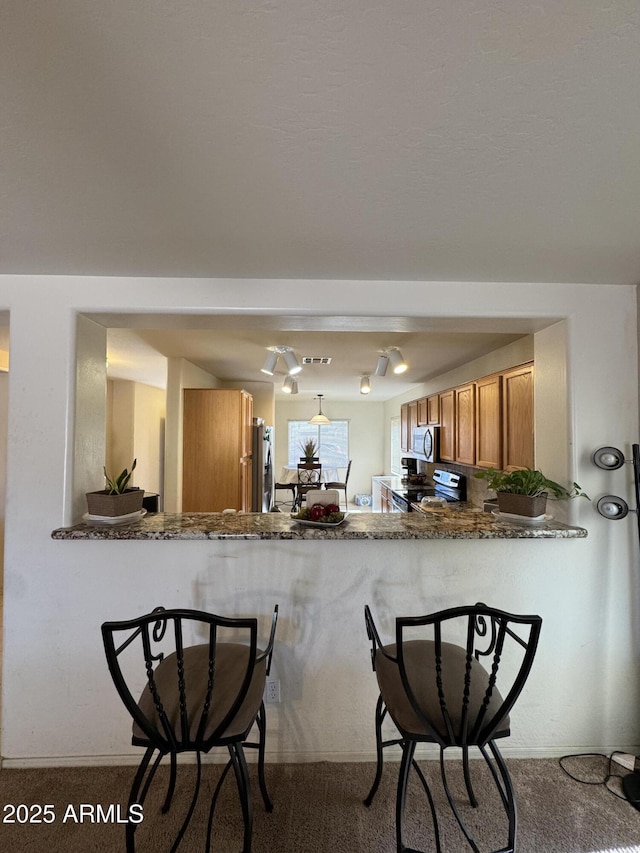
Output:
[408,400,418,450]
[417,394,440,426]
[502,364,534,471]
[417,396,428,426]
[182,388,253,512]
[439,389,455,461]
[400,403,409,452]
[475,374,503,469]
[454,383,476,465]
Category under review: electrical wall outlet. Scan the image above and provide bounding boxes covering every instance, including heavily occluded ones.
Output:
[265,678,281,704]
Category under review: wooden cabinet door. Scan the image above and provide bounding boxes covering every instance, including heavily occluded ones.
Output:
[439,389,455,461]
[455,383,476,465]
[182,389,252,512]
[240,456,252,512]
[502,364,534,471]
[427,395,440,425]
[408,401,418,450]
[475,374,502,469]
[417,397,428,426]
[400,404,409,451]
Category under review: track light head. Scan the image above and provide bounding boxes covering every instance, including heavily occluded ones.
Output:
[282,348,302,375]
[375,355,389,376]
[261,351,279,375]
[596,495,630,520]
[360,375,371,395]
[388,348,408,374]
[592,446,626,470]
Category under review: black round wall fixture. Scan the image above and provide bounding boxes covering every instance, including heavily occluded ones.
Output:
[596,495,629,520]
[592,446,626,470]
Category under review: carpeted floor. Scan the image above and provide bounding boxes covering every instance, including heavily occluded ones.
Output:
[0,757,639,852]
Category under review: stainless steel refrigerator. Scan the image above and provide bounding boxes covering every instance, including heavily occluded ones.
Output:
[252,419,274,512]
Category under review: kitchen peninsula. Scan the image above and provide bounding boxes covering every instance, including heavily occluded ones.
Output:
[52,509,587,540]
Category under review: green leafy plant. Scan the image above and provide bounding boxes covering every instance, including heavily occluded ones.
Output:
[300,439,318,459]
[103,458,137,494]
[474,467,589,500]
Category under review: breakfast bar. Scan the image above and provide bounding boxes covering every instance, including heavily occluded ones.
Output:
[51,508,587,540]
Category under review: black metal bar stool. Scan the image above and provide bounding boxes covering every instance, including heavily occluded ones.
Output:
[102,605,278,852]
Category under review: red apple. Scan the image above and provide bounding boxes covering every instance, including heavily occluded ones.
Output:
[324,504,340,515]
[309,504,326,521]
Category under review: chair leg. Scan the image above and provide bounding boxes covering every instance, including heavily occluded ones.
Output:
[126,746,156,853]
[169,750,203,853]
[206,757,235,853]
[364,694,386,806]
[229,743,254,853]
[439,748,482,853]
[162,751,178,813]
[462,745,478,808]
[255,701,274,812]
[396,739,416,853]
[483,741,517,853]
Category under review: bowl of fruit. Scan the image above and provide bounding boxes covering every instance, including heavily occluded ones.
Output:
[292,502,347,527]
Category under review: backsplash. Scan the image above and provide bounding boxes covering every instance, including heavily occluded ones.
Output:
[420,460,492,507]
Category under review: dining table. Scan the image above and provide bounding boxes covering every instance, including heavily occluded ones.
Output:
[277,466,342,485]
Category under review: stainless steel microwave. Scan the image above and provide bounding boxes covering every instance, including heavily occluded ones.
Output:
[411,425,439,462]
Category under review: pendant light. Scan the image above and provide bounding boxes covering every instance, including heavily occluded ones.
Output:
[309,394,331,425]
[360,375,371,395]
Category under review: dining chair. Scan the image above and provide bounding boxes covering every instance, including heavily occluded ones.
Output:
[102,604,278,853]
[295,461,322,509]
[324,460,352,509]
[363,602,542,853]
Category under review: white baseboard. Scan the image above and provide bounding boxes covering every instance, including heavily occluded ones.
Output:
[3,744,638,770]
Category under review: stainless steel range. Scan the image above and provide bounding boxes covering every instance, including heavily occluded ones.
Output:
[390,469,466,513]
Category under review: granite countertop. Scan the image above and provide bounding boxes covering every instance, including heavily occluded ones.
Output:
[51,508,588,540]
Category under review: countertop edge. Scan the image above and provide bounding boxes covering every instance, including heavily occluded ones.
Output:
[51,511,588,541]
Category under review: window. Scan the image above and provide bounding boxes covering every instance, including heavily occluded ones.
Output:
[287,421,349,468]
[390,416,401,474]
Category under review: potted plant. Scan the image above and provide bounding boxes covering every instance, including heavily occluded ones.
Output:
[86,459,144,517]
[474,467,589,518]
[299,439,319,462]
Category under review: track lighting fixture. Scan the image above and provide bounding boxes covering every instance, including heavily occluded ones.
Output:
[260,346,302,376]
[360,375,371,395]
[388,348,408,374]
[591,443,640,537]
[309,394,331,425]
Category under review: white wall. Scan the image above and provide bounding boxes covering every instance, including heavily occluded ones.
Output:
[0,278,638,767]
[274,398,386,498]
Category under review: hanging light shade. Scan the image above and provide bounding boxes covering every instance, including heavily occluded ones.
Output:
[309,394,331,425]
[261,350,279,375]
[375,355,388,376]
[282,375,298,394]
[388,348,408,374]
[282,348,302,375]
[360,375,371,395]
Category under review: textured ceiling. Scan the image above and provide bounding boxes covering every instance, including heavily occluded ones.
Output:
[2,1,640,283]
